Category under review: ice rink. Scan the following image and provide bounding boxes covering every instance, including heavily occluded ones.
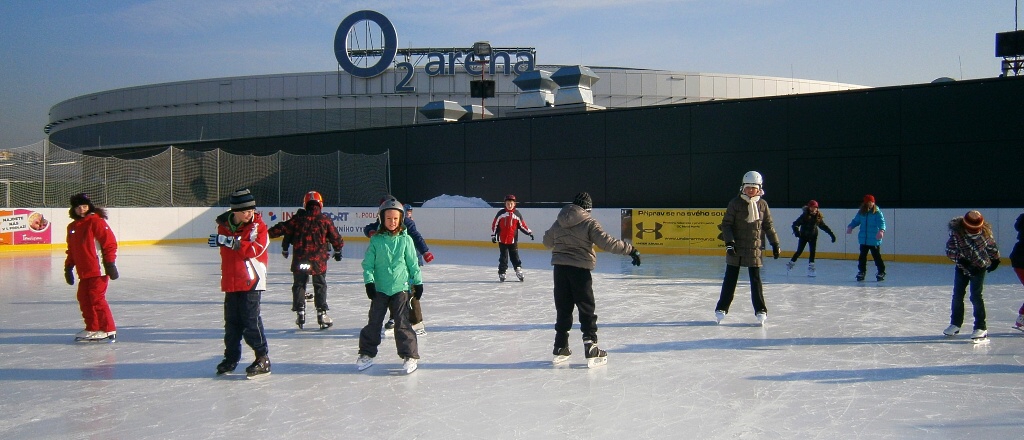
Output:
[2,243,1024,439]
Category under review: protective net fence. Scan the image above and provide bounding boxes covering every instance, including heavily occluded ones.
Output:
[0,141,389,208]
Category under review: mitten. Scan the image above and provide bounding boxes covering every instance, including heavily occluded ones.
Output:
[364,283,376,300]
[629,249,641,266]
[529,233,535,240]
[792,226,799,238]
[333,251,342,261]
[412,284,424,300]
[423,252,434,263]
[491,234,497,243]
[64,267,75,286]
[875,230,884,240]
[771,243,780,259]
[726,242,736,256]
[988,258,1000,272]
[103,262,119,280]
[830,233,836,243]
[846,227,853,234]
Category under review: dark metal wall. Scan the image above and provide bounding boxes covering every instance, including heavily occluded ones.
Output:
[127,75,1024,208]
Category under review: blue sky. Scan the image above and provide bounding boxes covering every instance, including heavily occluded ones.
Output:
[0,0,1015,150]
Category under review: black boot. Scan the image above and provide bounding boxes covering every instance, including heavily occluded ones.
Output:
[245,355,271,379]
[216,359,237,376]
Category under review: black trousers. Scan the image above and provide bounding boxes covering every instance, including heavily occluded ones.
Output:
[715,264,767,315]
[552,264,597,348]
[857,244,886,273]
[950,267,987,330]
[790,238,817,262]
[359,290,418,359]
[291,272,328,311]
[498,243,522,274]
[223,290,268,362]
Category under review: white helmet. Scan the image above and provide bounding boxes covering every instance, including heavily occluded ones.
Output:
[742,171,763,187]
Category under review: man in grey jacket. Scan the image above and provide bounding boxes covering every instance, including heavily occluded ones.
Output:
[715,171,781,326]
[543,192,641,368]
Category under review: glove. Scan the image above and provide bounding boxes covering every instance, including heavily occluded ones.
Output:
[491,234,497,243]
[629,249,641,266]
[830,233,836,243]
[209,234,239,250]
[771,243,780,259]
[792,227,800,238]
[333,251,342,262]
[423,252,434,263]
[64,267,75,286]
[846,227,853,234]
[876,230,884,240]
[726,242,736,256]
[365,283,376,300]
[367,229,377,238]
[529,233,535,240]
[412,284,424,300]
[103,262,119,280]
[282,248,289,258]
[988,258,1000,273]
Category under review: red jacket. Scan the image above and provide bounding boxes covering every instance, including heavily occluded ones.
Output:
[65,213,118,279]
[491,208,532,245]
[216,211,269,292]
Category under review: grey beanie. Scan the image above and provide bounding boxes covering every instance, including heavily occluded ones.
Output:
[573,192,593,211]
[229,188,256,212]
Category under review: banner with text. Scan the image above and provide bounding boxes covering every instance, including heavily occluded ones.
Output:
[0,209,53,246]
[621,208,725,249]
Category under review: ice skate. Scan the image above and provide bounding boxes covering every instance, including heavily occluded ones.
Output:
[317,310,333,330]
[305,292,314,302]
[79,331,115,342]
[756,312,767,326]
[785,261,795,273]
[381,319,395,337]
[215,359,237,376]
[498,272,506,282]
[403,357,419,374]
[876,271,886,282]
[943,324,960,336]
[970,329,989,344]
[1014,314,1024,332]
[295,311,305,329]
[74,330,98,341]
[584,340,607,368]
[715,310,726,324]
[856,271,866,282]
[515,267,524,282]
[245,355,271,379]
[412,322,426,335]
[807,262,816,277]
[552,346,572,365]
[356,354,374,371]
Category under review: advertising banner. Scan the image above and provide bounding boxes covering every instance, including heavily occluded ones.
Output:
[262,207,380,236]
[0,209,53,246]
[621,208,725,249]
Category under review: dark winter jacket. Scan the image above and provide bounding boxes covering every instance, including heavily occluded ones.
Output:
[542,204,634,270]
[1009,213,1024,268]
[720,195,780,268]
[491,208,533,245]
[268,204,343,275]
[215,211,269,292]
[791,208,836,242]
[946,217,999,274]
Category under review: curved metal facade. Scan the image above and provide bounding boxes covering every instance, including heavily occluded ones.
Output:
[47,66,866,151]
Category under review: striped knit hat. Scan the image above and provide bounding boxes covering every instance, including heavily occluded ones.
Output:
[229,188,256,212]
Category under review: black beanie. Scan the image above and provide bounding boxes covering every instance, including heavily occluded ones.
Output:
[69,193,92,207]
[573,192,593,211]
[229,188,257,212]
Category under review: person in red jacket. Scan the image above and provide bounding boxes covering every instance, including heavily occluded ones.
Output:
[208,188,271,379]
[64,193,119,342]
[268,191,344,330]
[490,194,534,282]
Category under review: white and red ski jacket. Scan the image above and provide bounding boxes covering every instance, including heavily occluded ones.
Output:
[216,211,269,292]
[491,208,532,245]
[65,213,118,279]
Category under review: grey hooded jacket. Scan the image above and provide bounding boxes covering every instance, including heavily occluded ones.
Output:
[543,204,634,270]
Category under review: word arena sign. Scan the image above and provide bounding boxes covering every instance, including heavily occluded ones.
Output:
[334,10,536,93]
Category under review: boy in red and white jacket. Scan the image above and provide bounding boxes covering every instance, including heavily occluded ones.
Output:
[64,193,119,342]
[209,188,271,378]
[490,194,533,282]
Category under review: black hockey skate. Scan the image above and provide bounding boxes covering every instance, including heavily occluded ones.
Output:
[876,272,886,282]
[216,359,238,376]
[245,355,271,379]
[584,340,608,368]
[856,271,866,282]
[317,310,333,330]
[552,346,572,365]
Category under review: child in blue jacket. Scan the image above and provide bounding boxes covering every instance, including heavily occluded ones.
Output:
[847,194,886,281]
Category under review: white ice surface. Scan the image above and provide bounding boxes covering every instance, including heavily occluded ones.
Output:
[2,244,1024,439]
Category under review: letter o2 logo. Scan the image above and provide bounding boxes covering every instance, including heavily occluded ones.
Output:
[334,10,398,78]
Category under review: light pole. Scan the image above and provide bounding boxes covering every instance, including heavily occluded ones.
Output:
[471,41,493,119]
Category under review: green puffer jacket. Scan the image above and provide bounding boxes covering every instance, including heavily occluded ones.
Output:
[362,228,422,295]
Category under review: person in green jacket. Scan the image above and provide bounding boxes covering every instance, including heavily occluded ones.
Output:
[357,197,424,374]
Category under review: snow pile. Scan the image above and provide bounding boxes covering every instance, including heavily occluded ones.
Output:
[420,194,492,208]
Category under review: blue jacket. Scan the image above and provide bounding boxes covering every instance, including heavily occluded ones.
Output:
[848,207,886,246]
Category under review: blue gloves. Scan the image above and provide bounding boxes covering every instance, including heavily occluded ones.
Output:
[208,234,239,250]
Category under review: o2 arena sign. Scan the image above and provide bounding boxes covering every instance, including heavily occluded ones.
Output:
[334,10,536,93]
